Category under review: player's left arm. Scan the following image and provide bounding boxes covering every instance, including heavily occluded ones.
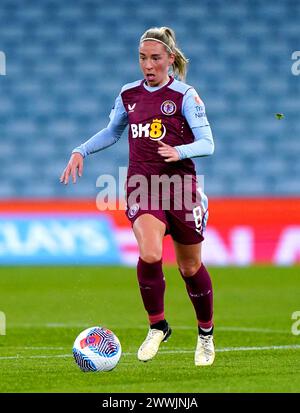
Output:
[175,88,215,160]
[157,88,214,162]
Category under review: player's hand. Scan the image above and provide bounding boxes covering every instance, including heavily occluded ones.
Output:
[60,152,83,185]
[157,140,180,162]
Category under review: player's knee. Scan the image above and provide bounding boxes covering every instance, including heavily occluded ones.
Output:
[140,250,162,264]
[179,260,202,277]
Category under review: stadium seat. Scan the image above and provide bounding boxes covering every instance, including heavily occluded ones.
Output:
[0,0,299,197]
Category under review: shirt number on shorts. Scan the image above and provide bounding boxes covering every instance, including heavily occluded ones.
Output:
[193,206,202,233]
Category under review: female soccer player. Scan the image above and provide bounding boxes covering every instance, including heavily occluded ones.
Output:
[60,27,215,366]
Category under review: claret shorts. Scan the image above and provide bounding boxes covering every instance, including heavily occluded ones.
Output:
[125,188,208,245]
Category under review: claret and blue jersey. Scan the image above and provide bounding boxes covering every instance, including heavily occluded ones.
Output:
[120,76,211,165]
[72,76,214,167]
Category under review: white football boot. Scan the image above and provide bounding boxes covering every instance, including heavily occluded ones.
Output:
[138,327,171,362]
[195,334,215,366]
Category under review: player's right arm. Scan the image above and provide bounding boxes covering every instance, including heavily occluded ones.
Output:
[60,94,128,184]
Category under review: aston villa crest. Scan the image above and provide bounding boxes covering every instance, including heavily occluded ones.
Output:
[161,100,177,115]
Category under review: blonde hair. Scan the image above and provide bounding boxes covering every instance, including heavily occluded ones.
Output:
[140,26,189,81]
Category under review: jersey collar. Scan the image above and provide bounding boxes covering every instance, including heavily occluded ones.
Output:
[142,76,174,93]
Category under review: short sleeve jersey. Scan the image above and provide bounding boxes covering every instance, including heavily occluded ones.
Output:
[120,76,201,179]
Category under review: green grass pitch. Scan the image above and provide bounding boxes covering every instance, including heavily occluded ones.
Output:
[0,265,299,393]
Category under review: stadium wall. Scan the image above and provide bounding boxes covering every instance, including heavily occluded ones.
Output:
[0,199,299,266]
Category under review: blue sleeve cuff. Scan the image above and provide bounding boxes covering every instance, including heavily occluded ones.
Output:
[72,146,86,158]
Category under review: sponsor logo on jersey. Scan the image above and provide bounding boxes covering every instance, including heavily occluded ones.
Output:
[130,119,167,141]
[194,105,206,119]
[161,100,177,115]
[194,94,203,105]
[128,203,140,218]
[128,103,136,113]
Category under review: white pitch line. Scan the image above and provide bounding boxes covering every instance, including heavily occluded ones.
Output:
[0,344,299,361]
[11,347,67,350]
[9,324,290,334]
[216,344,300,352]
[217,326,289,334]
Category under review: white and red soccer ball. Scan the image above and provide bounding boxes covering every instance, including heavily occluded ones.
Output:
[73,326,122,372]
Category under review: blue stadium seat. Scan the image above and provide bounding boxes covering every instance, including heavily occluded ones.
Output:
[0,0,299,197]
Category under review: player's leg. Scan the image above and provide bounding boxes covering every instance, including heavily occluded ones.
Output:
[133,213,171,361]
[173,240,215,366]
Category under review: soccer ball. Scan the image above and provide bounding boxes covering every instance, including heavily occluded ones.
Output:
[72,326,122,372]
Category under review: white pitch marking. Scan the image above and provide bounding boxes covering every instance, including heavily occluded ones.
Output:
[216,326,289,334]
[0,344,299,361]
[11,347,67,350]
[216,344,300,352]
[10,324,290,334]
